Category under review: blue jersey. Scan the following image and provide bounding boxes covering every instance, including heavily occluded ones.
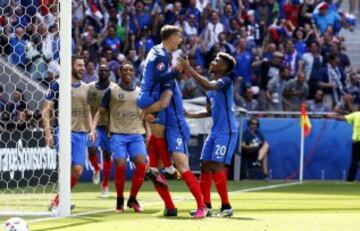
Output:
[45,79,59,127]
[139,44,179,104]
[207,76,238,134]
[163,80,191,154]
[165,80,188,129]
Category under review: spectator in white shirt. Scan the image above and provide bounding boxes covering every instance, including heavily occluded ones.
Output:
[203,11,224,48]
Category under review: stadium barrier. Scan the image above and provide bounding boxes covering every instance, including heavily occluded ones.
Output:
[76,116,357,182]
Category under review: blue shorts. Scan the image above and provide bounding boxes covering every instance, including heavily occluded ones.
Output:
[110,134,147,160]
[166,125,190,155]
[71,132,88,166]
[200,132,238,165]
[87,127,111,151]
[137,92,166,125]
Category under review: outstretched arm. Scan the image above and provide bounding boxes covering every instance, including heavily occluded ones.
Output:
[177,57,221,91]
[325,114,346,120]
[142,89,173,114]
[185,103,211,118]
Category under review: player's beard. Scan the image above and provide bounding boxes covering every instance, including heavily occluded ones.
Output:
[72,70,83,80]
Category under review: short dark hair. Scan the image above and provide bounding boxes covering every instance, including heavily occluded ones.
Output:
[308,40,320,48]
[217,52,236,74]
[160,25,182,41]
[72,55,84,66]
[119,61,134,71]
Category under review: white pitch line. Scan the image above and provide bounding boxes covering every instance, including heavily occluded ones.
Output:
[28,181,302,224]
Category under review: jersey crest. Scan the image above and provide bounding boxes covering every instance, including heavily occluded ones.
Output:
[156,62,165,71]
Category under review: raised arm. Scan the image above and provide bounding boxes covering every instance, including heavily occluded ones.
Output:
[177,57,221,91]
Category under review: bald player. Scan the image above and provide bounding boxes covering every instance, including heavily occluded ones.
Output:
[87,64,115,197]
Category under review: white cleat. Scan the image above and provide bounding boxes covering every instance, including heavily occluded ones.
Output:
[101,185,109,198]
[92,170,100,185]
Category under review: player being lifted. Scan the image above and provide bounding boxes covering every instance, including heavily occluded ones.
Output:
[46,55,95,211]
[136,25,184,216]
[91,62,147,212]
[87,64,114,197]
[138,25,181,180]
[178,52,238,217]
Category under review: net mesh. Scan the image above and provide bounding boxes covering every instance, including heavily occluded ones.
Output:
[0,0,60,216]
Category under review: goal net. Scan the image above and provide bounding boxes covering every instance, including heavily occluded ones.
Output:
[0,0,63,216]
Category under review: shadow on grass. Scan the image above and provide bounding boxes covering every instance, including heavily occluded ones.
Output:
[33,217,101,231]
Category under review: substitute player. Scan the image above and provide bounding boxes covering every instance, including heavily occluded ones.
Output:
[87,64,114,197]
[178,52,237,217]
[47,55,95,211]
[91,62,147,212]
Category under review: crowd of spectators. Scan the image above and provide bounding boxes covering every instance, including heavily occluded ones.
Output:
[69,0,360,115]
[1,0,360,131]
[0,0,59,131]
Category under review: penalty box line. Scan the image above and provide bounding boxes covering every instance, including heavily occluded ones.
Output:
[29,181,303,223]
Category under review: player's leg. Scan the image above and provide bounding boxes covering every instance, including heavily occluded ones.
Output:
[50,132,87,210]
[167,127,206,218]
[71,132,88,186]
[145,130,177,215]
[144,122,177,215]
[99,127,112,197]
[88,128,101,184]
[211,133,238,217]
[200,161,213,209]
[172,152,207,218]
[199,134,216,210]
[110,134,127,212]
[101,150,112,197]
[88,147,101,184]
[126,135,147,212]
[150,120,176,177]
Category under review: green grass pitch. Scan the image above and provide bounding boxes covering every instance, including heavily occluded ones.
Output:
[1,180,359,231]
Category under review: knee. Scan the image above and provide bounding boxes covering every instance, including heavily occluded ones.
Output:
[88,147,97,156]
[212,162,225,172]
[72,165,83,178]
[175,162,189,174]
[200,161,212,172]
[133,155,147,165]
[114,158,126,167]
[103,150,112,162]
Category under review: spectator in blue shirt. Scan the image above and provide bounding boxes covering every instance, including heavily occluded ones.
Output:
[129,0,151,35]
[9,26,27,69]
[233,38,252,84]
[220,2,235,32]
[102,25,121,53]
[185,0,201,27]
[312,3,341,35]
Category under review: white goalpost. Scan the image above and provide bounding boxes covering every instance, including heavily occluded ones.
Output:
[57,0,72,218]
[0,0,71,217]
